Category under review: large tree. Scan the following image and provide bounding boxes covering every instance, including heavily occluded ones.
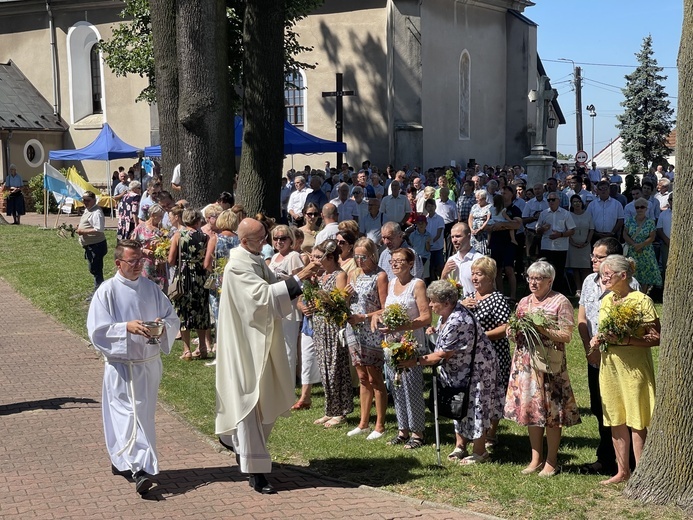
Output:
[623,10,692,510]
[616,35,675,174]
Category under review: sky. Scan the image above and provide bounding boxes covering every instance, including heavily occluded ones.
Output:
[527,0,681,160]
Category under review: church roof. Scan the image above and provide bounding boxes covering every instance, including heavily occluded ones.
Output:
[0,60,65,132]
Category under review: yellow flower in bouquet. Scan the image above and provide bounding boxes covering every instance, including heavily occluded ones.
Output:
[313,287,351,327]
[446,276,464,299]
[597,296,642,352]
[153,237,171,261]
[382,331,419,387]
[380,303,411,330]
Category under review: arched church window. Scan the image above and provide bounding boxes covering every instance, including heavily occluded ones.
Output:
[459,51,471,140]
[67,22,105,124]
[90,45,103,114]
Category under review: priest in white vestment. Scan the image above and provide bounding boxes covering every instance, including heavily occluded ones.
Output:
[87,240,179,496]
[215,219,318,494]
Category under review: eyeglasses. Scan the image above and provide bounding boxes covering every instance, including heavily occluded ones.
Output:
[525,276,547,283]
[273,236,290,242]
[336,239,348,246]
[590,254,608,261]
[547,198,559,202]
[390,259,408,266]
[354,254,368,261]
[119,258,146,267]
[635,205,648,209]
[306,212,319,217]
[601,272,621,281]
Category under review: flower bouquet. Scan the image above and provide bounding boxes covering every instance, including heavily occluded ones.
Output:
[212,257,228,296]
[57,223,76,239]
[153,237,171,261]
[313,286,351,327]
[596,296,642,352]
[508,308,562,374]
[380,303,411,331]
[446,276,464,299]
[382,331,419,387]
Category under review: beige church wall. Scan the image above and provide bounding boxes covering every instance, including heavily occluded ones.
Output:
[5,132,64,181]
[285,0,390,173]
[0,4,151,186]
[421,1,509,168]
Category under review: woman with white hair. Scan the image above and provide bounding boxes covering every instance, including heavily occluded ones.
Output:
[131,203,167,289]
[468,189,491,254]
[504,260,580,477]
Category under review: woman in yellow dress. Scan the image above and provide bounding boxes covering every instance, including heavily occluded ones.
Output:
[589,254,660,485]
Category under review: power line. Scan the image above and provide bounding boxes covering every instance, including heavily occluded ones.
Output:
[544,58,677,70]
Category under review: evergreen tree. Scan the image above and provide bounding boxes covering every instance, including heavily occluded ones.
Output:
[616,35,674,174]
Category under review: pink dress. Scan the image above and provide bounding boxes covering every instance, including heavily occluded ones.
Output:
[504,292,581,428]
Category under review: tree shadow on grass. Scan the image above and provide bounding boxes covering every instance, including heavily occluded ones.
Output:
[0,397,98,416]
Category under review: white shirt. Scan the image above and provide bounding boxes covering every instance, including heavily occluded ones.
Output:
[449,248,484,296]
[360,212,383,245]
[378,247,424,281]
[380,194,410,224]
[435,199,458,224]
[536,207,576,251]
[330,197,360,222]
[426,213,446,251]
[522,197,549,231]
[354,199,369,222]
[314,222,339,245]
[588,168,602,183]
[624,199,659,221]
[656,209,672,238]
[654,191,671,210]
[586,197,624,233]
[172,164,181,186]
[287,187,312,217]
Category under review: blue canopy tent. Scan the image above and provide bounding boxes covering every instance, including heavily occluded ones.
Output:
[48,123,141,221]
[144,117,346,158]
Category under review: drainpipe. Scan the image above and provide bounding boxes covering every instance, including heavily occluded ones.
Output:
[46,0,60,116]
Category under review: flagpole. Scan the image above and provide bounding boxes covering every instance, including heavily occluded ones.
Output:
[43,162,48,228]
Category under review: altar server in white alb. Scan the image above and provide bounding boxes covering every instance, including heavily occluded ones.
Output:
[87,240,179,496]
[215,218,319,495]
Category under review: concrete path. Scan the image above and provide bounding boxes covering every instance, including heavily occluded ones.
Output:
[0,277,493,519]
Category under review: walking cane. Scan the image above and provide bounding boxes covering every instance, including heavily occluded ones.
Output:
[427,332,442,467]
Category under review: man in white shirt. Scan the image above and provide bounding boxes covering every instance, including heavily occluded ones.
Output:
[314,203,340,245]
[522,183,548,258]
[536,194,576,295]
[588,162,602,184]
[654,178,672,210]
[435,187,458,258]
[441,222,484,296]
[586,180,624,242]
[287,176,312,225]
[77,191,108,297]
[330,182,360,222]
[380,181,410,227]
[378,222,423,280]
[360,198,383,246]
[352,186,369,222]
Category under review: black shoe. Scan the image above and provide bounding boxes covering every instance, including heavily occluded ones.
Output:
[133,470,153,496]
[249,473,276,494]
[111,464,133,480]
[219,437,240,466]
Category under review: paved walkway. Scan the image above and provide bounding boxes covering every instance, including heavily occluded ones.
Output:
[0,277,493,519]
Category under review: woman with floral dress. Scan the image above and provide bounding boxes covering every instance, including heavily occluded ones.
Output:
[116,181,141,241]
[468,189,491,254]
[307,240,353,429]
[344,237,388,440]
[504,260,580,477]
[378,248,431,449]
[623,198,662,294]
[168,209,212,361]
[400,280,499,464]
[131,203,166,289]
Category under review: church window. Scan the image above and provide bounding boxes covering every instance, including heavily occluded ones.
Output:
[285,71,305,128]
[459,51,471,140]
[90,45,103,114]
[67,22,105,124]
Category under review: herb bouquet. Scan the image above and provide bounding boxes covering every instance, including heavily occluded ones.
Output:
[380,303,411,331]
[507,308,562,374]
[312,286,351,327]
[596,296,642,352]
[382,331,419,387]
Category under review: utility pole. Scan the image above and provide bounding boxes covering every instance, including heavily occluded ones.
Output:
[575,66,584,153]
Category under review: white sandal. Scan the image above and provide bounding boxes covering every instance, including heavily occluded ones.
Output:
[448,446,466,461]
[459,452,490,465]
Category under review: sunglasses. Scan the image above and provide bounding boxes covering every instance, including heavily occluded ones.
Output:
[336,239,348,246]
[635,205,647,209]
[306,212,319,217]
[273,236,290,242]
[354,254,368,261]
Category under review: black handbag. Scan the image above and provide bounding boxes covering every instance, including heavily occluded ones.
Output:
[427,306,478,421]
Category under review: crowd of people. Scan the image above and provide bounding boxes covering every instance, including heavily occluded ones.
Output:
[83,157,669,495]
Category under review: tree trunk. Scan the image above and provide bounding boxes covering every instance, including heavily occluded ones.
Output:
[177,0,232,209]
[236,0,286,218]
[150,0,180,189]
[624,2,693,509]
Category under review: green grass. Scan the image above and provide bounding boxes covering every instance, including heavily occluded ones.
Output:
[0,224,682,519]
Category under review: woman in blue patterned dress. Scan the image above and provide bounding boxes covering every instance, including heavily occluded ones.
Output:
[623,198,662,294]
[401,280,499,464]
[116,181,141,241]
[344,237,389,440]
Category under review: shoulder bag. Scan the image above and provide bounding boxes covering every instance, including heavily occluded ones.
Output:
[167,235,184,301]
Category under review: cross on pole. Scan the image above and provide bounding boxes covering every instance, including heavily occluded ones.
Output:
[322,73,355,169]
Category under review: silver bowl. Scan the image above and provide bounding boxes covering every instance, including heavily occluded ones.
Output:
[143,321,165,343]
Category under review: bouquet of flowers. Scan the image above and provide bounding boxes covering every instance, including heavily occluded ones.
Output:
[153,237,171,261]
[312,286,351,327]
[56,223,76,239]
[446,276,464,299]
[508,308,562,373]
[212,257,229,296]
[380,303,412,331]
[596,296,642,352]
[445,168,459,197]
[382,331,419,387]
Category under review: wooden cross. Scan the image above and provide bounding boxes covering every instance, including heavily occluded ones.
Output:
[322,73,355,168]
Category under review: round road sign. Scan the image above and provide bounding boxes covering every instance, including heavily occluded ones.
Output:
[575,150,589,163]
